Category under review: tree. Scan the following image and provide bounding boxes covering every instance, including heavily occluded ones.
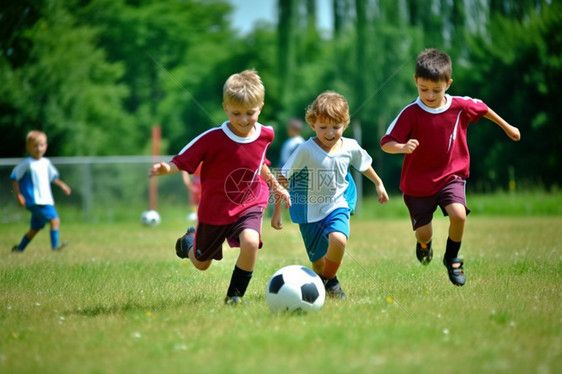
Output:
[0,0,133,156]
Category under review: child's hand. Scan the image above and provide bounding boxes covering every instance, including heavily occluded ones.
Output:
[402,139,419,154]
[16,193,25,207]
[376,184,389,204]
[271,214,283,230]
[56,180,71,196]
[506,126,521,142]
[149,162,170,177]
[271,204,284,230]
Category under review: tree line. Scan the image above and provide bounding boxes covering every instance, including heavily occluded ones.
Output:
[1,0,560,193]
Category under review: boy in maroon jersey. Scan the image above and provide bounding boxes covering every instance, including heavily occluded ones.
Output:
[149,69,289,304]
[380,48,520,286]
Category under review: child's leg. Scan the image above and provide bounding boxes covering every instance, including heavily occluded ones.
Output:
[14,229,39,251]
[48,217,61,249]
[444,203,466,264]
[188,248,212,270]
[415,223,433,246]
[226,228,260,298]
[322,231,347,279]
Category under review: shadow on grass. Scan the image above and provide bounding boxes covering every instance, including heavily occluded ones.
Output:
[64,294,208,317]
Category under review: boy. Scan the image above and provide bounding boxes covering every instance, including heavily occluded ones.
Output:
[11,130,72,252]
[272,91,389,298]
[380,48,521,286]
[149,69,289,305]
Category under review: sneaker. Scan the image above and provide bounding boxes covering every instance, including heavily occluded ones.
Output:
[324,276,346,299]
[53,242,68,251]
[224,296,246,306]
[416,241,433,265]
[11,245,23,253]
[443,257,466,286]
[175,227,195,259]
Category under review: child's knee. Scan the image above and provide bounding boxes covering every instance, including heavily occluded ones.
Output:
[329,232,347,250]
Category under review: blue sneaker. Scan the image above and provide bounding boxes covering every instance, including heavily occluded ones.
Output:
[175,227,195,259]
[443,257,466,286]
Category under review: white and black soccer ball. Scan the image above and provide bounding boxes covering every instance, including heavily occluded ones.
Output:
[266,265,325,313]
[141,210,161,227]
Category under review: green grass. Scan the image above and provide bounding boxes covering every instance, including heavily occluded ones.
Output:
[1,196,561,374]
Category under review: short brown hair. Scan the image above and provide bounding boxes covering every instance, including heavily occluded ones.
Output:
[26,130,47,145]
[223,69,265,108]
[305,91,350,127]
[415,48,452,82]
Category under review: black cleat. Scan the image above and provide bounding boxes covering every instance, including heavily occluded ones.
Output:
[416,241,433,265]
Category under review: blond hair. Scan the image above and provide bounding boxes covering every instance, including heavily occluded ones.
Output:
[305,91,350,127]
[26,130,47,145]
[223,69,265,108]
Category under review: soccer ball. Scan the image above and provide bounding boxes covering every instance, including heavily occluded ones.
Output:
[141,210,161,226]
[266,265,325,313]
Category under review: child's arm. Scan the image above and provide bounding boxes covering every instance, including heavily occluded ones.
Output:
[261,164,291,207]
[271,174,290,230]
[53,178,71,196]
[181,171,191,188]
[149,161,180,177]
[261,164,290,230]
[483,108,521,141]
[381,139,419,154]
[11,180,25,207]
[362,166,389,204]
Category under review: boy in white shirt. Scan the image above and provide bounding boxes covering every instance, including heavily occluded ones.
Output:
[11,130,71,252]
[272,91,388,298]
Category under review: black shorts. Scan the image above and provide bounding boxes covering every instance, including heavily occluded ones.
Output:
[192,206,264,261]
[403,177,470,230]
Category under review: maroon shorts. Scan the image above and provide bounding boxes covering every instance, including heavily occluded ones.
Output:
[403,177,470,230]
[192,206,264,261]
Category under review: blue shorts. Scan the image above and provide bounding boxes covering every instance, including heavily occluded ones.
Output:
[403,177,470,230]
[28,205,58,230]
[298,208,350,262]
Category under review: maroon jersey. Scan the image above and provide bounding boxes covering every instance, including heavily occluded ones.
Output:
[172,121,273,225]
[381,95,488,196]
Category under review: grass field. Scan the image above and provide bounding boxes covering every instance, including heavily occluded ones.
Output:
[1,195,561,374]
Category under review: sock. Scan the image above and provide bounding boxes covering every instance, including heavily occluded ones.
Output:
[226,266,253,298]
[445,238,461,259]
[18,235,32,250]
[50,230,59,249]
[321,258,341,280]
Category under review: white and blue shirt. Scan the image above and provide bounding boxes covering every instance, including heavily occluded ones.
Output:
[11,157,59,207]
[281,137,372,224]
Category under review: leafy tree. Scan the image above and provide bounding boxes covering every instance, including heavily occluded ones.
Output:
[0,1,133,156]
[459,1,562,190]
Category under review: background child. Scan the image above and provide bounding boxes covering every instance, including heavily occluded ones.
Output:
[181,162,202,222]
[380,48,521,286]
[149,69,289,305]
[278,118,305,168]
[272,91,389,299]
[11,130,72,252]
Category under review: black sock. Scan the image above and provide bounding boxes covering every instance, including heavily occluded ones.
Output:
[226,266,253,298]
[445,238,461,259]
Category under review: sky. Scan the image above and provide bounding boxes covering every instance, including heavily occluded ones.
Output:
[228,0,332,35]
